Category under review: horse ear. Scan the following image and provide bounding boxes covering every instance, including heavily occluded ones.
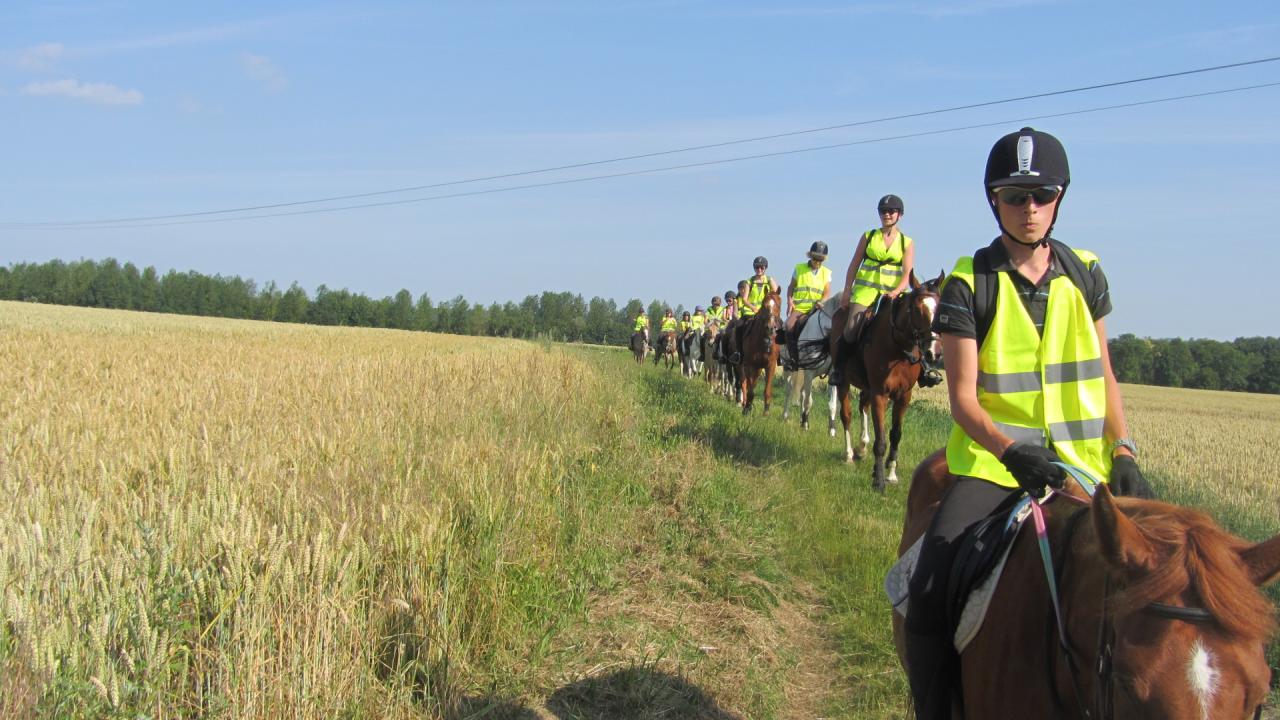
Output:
[935,270,946,287]
[1238,535,1280,587]
[1092,484,1157,574]
[909,270,920,290]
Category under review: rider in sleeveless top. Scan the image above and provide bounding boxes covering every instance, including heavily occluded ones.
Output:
[783,241,832,371]
[904,127,1152,720]
[633,308,650,344]
[728,257,780,364]
[830,194,915,386]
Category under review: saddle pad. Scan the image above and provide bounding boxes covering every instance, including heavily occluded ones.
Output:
[884,500,1032,653]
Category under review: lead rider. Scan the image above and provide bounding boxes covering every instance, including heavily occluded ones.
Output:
[904,127,1152,720]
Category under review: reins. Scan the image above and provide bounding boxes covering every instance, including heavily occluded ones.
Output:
[1031,464,1230,720]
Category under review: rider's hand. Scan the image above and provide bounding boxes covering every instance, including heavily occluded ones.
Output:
[1109,455,1154,499]
[1000,442,1065,496]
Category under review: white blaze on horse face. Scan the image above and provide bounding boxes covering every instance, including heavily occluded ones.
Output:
[921,296,937,325]
[1186,640,1219,720]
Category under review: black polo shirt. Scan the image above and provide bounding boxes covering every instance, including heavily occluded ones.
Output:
[933,238,1112,339]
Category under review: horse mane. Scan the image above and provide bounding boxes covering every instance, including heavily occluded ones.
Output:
[1110,498,1277,640]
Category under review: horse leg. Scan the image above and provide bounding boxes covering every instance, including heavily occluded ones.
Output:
[886,396,908,485]
[827,380,839,438]
[853,392,870,461]
[839,383,855,463]
[742,369,755,415]
[762,360,775,415]
[800,371,813,430]
[870,393,889,493]
[782,369,795,422]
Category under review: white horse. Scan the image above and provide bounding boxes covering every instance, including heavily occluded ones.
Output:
[781,355,838,437]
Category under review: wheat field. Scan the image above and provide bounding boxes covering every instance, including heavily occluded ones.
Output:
[0,301,637,718]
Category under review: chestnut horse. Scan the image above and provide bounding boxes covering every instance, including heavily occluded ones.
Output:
[737,291,782,415]
[653,330,678,370]
[831,272,944,491]
[895,451,1280,719]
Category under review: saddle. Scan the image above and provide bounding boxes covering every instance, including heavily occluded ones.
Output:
[885,493,1031,653]
[787,304,836,371]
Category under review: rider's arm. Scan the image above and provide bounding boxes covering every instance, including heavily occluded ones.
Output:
[1095,317,1134,458]
[941,333,1015,458]
[786,273,798,314]
[890,242,916,298]
[841,233,869,307]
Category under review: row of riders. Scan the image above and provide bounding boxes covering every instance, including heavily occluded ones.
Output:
[634,126,1280,719]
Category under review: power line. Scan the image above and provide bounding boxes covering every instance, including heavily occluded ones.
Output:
[29,80,1280,232]
[7,55,1279,228]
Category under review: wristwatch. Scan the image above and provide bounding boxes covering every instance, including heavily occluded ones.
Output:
[1111,438,1139,458]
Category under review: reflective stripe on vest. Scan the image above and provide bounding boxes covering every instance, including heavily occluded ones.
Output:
[792,262,831,313]
[851,229,912,306]
[944,250,1110,488]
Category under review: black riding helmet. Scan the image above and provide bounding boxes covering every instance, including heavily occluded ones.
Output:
[808,241,829,259]
[877,194,904,215]
[725,290,736,300]
[985,127,1070,246]
[753,255,768,270]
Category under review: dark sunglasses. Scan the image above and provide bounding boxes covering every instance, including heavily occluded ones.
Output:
[993,185,1062,207]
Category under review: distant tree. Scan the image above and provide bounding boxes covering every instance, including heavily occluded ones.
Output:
[1108,334,1153,385]
[387,289,415,330]
[414,293,436,331]
[1152,338,1195,388]
[277,282,310,323]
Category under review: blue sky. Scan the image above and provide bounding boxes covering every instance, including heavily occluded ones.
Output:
[2,1,1278,339]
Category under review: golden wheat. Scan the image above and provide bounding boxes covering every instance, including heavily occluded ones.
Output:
[0,301,630,718]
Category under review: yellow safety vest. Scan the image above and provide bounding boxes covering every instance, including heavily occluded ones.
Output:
[634,315,649,331]
[706,306,725,324]
[943,249,1110,488]
[691,314,706,331]
[679,319,692,332]
[660,316,678,332]
[851,229,913,307]
[792,261,831,314]
[741,276,775,317]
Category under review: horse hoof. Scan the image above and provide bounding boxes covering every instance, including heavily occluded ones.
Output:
[801,420,809,430]
[829,428,837,438]
[873,482,886,495]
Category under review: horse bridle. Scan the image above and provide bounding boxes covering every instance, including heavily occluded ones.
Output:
[886,289,936,365]
[1049,506,1259,720]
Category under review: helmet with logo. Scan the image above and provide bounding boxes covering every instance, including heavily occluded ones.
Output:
[984,127,1070,244]
[753,255,769,270]
[807,241,829,260]
[877,194,904,215]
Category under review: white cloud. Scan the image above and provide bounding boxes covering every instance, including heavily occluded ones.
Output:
[21,78,143,105]
[15,42,64,71]
[239,52,287,93]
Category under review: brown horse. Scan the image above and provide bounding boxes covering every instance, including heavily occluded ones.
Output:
[737,291,782,415]
[895,451,1280,719]
[831,272,944,492]
[630,331,648,364]
[701,322,722,389]
[654,330,678,370]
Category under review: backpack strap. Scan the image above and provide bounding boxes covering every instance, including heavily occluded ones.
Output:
[971,239,1098,347]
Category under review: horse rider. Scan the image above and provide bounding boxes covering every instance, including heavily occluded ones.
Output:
[782,241,832,371]
[705,296,726,327]
[659,308,678,335]
[633,307,650,344]
[728,257,780,364]
[679,310,694,334]
[903,127,1152,720]
[830,194,915,386]
[691,306,707,335]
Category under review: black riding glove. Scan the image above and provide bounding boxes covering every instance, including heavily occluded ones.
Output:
[1000,442,1065,496]
[1108,455,1154,499]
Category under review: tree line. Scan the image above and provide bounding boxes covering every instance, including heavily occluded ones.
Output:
[0,257,697,346]
[2,257,1277,394]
